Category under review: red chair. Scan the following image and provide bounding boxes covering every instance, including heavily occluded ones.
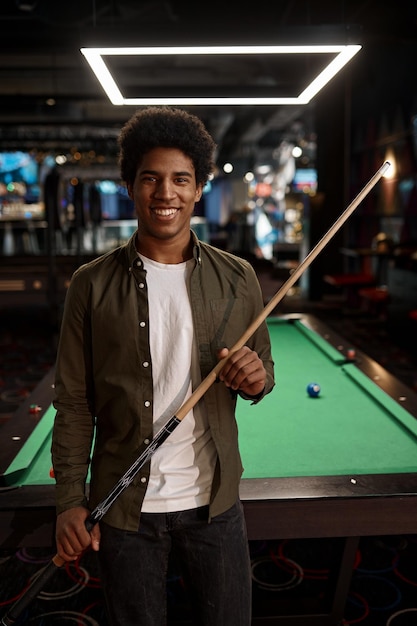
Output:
[323,272,376,307]
[358,286,390,318]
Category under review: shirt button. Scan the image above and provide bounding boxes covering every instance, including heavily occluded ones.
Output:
[140,476,147,483]
[144,401,151,407]
[139,321,146,327]
[138,282,145,289]
[144,438,150,444]
[142,361,149,368]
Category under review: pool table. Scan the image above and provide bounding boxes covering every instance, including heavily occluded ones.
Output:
[2,314,417,625]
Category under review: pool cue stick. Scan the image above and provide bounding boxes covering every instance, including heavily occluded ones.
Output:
[1,160,389,626]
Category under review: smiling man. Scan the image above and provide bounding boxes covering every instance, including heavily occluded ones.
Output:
[129,146,203,259]
[51,107,275,626]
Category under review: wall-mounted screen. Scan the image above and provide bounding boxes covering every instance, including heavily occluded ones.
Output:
[0,151,40,203]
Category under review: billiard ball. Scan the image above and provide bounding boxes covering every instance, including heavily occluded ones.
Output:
[307,383,321,397]
[49,467,55,479]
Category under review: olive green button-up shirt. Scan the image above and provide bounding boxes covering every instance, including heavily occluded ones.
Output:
[52,230,275,531]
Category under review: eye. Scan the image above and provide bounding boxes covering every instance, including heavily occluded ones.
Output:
[141,175,157,183]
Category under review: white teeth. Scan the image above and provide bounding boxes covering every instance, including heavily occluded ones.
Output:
[153,208,177,216]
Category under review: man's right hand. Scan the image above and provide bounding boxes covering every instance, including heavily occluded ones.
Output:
[56,506,101,562]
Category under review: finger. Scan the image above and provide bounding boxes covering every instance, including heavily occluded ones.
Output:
[221,351,266,393]
[219,348,253,382]
[228,362,261,390]
[58,521,91,556]
[64,530,87,553]
[90,525,101,551]
[217,347,229,360]
[222,360,254,390]
[56,539,82,562]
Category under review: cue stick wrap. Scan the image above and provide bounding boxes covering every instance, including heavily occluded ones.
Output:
[0,555,65,625]
[1,160,390,625]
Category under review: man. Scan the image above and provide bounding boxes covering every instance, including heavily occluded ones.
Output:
[52,106,275,626]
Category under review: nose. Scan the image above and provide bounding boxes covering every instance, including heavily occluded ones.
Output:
[153,178,175,199]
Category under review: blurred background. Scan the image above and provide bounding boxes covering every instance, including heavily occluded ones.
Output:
[0,0,416,318]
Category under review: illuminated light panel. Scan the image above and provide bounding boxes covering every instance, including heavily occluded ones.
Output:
[80,44,362,106]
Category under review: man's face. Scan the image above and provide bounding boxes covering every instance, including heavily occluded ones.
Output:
[128,146,203,243]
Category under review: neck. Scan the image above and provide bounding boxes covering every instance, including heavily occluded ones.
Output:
[136,234,193,264]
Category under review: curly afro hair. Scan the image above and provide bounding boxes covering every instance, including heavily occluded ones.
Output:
[118,107,217,187]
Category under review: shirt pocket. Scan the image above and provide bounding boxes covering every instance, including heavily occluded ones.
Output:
[210,298,247,347]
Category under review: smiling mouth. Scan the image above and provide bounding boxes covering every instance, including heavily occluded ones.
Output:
[152,207,179,216]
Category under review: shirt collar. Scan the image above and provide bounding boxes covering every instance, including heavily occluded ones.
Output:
[191,229,202,265]
[126,228,202,269]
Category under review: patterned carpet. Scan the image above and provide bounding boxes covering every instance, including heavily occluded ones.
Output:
[1,299,417,625]
[1,536,417,625]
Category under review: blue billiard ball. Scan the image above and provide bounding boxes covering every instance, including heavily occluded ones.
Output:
[307,382,321,397]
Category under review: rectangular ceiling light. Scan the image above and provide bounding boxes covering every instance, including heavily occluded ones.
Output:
[80,44,361,106]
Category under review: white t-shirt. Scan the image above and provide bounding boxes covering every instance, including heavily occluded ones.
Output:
[139,255,216,513]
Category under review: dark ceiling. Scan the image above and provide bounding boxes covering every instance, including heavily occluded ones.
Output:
[0,0,417,174]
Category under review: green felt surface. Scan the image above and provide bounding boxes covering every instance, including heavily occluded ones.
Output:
[237,318,417,478]
[5,317,417,487]
[5,403,56,486]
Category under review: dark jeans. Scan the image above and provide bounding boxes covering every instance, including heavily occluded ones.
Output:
[98,500,252,626]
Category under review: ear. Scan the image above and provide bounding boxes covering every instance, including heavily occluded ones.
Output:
[195,184,204,202]
[127,183,134,200]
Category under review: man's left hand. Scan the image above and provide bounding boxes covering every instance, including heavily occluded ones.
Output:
[217,346,266,398]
